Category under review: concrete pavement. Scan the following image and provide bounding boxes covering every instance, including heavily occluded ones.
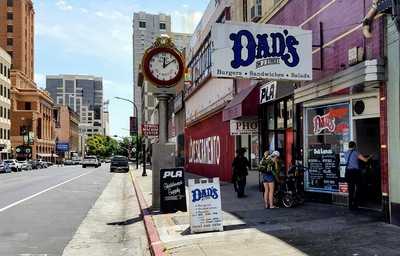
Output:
[132,167,400,256]
[63,170,150,256]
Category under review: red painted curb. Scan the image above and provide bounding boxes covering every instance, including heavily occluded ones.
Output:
[129,171,166,256]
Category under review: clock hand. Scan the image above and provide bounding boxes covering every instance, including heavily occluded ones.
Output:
[163,57,166,68]
[164,59,176,68]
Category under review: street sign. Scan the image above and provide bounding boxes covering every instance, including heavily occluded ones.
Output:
[189,177,223,234]
[56,143,70,152]
[160,168,187,213]
[142,124,159,137]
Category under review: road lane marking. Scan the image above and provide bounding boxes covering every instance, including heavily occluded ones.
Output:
[0,170,96,213]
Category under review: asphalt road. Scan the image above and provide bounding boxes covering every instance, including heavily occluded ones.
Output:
[0,164,113,256]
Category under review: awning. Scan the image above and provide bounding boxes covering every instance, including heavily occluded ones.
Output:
[37,153,58,157]
[222,84,259,121]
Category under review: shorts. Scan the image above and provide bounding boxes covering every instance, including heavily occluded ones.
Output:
[263,173,275,183]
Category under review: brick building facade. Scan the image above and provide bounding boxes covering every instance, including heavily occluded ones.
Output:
[0,0,55,160]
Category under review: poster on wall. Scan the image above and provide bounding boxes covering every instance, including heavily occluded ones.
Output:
[305,103,350,193]
[189,178,223,234]
[211,22,312,81]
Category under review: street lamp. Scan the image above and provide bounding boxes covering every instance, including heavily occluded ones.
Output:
[114,96,147,176]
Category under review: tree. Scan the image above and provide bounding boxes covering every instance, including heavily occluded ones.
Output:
[86,135,119,157]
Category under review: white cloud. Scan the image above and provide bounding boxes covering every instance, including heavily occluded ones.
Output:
[56,0,73,11]
[35,73,46,88]
[171,10,203,33]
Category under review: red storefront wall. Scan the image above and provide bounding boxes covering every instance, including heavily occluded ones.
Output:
[184,112,235,182]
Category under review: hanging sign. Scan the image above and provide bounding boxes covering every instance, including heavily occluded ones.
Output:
[189,178,223,234]
[230,120,258,135]
[142,124,159,137]
[160,168,187,213]
[211,22,312,81]
[260,81,277,104]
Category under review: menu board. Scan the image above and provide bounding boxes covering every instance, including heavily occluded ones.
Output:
[307,144,339,192]
[189,178,223,234]
[160,168,187,213]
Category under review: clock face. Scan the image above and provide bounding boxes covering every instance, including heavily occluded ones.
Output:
[149,52,180,81]
[143,47,184,87]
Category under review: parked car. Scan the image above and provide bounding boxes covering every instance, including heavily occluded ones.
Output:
[19,161,32,171]
[4,159,22,172]
[38,159,48,168]
[82,156,100,168]
[64,159,74,165]
[29,160,41,169]
[110,155,129,173]
[0,161,12,173]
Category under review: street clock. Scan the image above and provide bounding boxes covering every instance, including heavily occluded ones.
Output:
[142,36,185,88]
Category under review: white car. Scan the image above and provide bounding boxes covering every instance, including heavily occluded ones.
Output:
[4,159,22,172]
[82,156,100,168]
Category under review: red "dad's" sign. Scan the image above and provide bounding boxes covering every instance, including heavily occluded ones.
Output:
[313,113,336,135]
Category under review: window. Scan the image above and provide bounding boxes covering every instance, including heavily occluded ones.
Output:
[243,0,248,22]
[139,21,146,28]
[3,129,6,140]
[0,107,3,118]
[7,0,13,7]
[3,86,6,97]
[25,102,31,110]
[8,109,10,119]
[7,25,13,33]
[7,12,13,20]
[8,130,10,140]
[7,38,13,46]
[160,22,166,30]
[7,89,10,99]
[0,85,3,96]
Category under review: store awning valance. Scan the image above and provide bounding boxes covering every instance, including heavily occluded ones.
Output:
[222,84,259,121]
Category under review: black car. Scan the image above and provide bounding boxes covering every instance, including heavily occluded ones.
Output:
[110,156,129,173]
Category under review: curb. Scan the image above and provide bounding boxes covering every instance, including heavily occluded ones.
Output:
[129,170,167,256]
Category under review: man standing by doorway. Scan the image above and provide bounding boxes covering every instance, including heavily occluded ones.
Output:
[345,141,370,210]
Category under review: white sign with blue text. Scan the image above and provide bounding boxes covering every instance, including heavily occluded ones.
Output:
[189,178,223,234]
[211,22,312,81]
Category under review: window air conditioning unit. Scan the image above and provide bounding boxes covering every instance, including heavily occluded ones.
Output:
[352,97,379,117]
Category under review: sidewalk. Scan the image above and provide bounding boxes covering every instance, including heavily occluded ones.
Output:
[132,167,400,256]
[63,171,150,256]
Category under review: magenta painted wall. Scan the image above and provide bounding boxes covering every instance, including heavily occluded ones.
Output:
[266,0,384,82]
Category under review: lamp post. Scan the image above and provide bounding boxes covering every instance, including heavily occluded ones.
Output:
[114,97,146,176]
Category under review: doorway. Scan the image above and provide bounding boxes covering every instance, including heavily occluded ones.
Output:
[354,118,381,209]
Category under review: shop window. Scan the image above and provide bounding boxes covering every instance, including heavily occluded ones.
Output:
[266,105,274,130]
[304,103,350,193]
[277,101,285,129]
[287,99,294,128]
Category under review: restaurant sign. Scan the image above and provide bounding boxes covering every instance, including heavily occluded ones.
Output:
[230,120,258,136]
[211,22,312,81]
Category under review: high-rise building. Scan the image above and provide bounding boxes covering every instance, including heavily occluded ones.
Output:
[132,12,191,133]
[46,75,105,138]
[1,0,56,161]
[0,47,11,159]
[133,12,171,133]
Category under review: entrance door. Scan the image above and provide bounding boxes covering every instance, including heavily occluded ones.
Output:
[354,118,381,209]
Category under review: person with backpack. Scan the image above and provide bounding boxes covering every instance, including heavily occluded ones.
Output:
[259,151,280,209]
[345,141,370,210]
[232,148,251,198]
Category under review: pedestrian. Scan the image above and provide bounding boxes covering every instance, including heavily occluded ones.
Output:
[259,151,280,209]
[345,141,370,210]
[232,148,250,198]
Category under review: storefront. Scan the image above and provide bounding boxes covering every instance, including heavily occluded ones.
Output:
[259,81,295,172]
[295,60,388,212]
[185,112,235,181]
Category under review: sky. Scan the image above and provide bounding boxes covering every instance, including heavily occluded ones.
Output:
[34,0,208,137]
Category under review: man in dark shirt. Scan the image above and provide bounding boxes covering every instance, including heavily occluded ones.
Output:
[232,148,251,198]
[345,141,370,210]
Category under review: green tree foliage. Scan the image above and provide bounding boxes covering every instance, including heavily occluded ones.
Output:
[86,135,119,157]
[116,135,143,158]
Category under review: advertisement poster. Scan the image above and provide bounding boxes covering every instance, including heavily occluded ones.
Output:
[305,103,350,193]
[189,178,223,234]
[160,168,187,213]
[211,22,312,81]
[307,144,340,192]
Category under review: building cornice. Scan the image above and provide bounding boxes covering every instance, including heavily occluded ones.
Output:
[259,0,289,24]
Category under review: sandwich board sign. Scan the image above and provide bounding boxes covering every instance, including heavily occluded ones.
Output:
[160,168,187,213]
[189,177,223,234]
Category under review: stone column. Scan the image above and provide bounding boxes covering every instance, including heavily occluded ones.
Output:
[157,94,169,144]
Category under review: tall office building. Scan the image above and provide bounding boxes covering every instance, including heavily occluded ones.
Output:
[1,0,56,160]
[132,12,191,132]
[0,47,11,159]
[46,75,105,138]
[133,12,171,133]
